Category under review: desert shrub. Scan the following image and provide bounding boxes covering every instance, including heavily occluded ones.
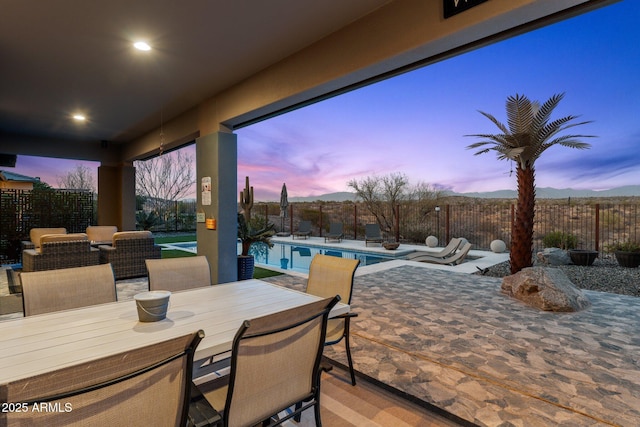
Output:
[542,231,577,249]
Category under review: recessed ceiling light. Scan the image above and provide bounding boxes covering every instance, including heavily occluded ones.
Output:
[134,41,151,51]
[73,114,86,121]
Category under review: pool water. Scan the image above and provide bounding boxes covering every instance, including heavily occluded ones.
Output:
[249,242,397,273]
[165,241,397,273]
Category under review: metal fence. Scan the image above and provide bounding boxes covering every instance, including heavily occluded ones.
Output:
[3,192,638,263]
[141,199,198,233]
[254,200,640,253]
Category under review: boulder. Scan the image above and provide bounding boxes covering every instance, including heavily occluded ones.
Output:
[501,267,591,312]
[536,248,571,266]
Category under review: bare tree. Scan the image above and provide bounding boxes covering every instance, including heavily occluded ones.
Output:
[348,172,409,233]
[409,181,444,218]
[57,164,96,192]
[135,150,195,225]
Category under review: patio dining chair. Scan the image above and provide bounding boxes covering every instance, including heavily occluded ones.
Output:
[1,330,204,427]
[306,254,360,385]
[20,263,117,316]
[189,296,340,427]
[324,222,343,243]
[147,256,212,292]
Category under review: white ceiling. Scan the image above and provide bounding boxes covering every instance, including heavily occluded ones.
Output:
[0,0,390,143]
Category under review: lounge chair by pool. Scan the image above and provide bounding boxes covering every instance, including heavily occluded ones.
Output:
[293,220,312,239]
[325,222,343,242]
[410,242,472,266]
[407,237,462,260]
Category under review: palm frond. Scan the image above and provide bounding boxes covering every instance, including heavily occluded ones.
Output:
[533,135,593,160]
[506,94,535,136]
[467,93,594,167]
[531,93,564,134]
[538,120,595,148]
[477,111,509,135]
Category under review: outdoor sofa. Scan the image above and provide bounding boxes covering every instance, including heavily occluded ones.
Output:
[21,227,67,251]
[98,231,161,280]
[22,233,99,272]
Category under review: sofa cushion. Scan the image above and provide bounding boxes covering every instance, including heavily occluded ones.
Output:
[40,233,89,245]
[29,227,67,248]
[112,230,153,244]
[86,226,118,243]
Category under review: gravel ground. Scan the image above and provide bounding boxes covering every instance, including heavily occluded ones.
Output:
[476,254,640,298]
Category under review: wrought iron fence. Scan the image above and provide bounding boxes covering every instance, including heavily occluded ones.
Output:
[141,199,198,232]
[3,192,638,264]
[254,200,640,253]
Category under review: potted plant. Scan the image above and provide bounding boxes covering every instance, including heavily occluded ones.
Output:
[237,213,275,280]
[607,240,640,268]
[568,249,598,266]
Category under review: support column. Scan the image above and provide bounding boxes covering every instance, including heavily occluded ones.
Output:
[196,132,237,284]
[97,164,136,231]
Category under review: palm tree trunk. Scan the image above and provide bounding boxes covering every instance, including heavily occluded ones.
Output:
[511,164,536,274]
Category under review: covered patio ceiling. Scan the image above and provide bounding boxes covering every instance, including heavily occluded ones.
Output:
[0,0,613,164]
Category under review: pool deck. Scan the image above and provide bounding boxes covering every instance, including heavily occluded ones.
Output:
[265,236,510,276]
[2,240,638,426]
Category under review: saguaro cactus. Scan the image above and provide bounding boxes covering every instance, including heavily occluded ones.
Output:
[239,176,254,224]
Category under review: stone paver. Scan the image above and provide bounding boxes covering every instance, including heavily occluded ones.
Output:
[265,266,640,426]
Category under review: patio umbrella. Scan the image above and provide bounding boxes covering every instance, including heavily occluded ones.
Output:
[279,183,289,234]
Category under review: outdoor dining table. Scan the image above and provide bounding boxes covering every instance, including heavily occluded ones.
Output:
[0,279,350,384]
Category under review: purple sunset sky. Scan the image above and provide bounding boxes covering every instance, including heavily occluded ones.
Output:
[11,1,640,201]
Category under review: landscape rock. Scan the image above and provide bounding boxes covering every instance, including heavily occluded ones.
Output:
[490,239,506,253]
[501,267,591,312]
[536,248,571,266]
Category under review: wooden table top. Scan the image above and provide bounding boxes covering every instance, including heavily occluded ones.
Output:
[0,279,349,383]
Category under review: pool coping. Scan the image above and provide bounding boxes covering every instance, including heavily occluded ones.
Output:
[160,236,510,277]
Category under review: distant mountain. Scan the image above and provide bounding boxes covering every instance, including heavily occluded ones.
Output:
[277,185,640,202]
[289,192,357,202]
[452,185,640,199]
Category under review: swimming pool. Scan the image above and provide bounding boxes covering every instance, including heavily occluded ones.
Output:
[164,241,399,273]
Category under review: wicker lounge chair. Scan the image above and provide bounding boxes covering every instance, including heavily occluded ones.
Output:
[365,223,383,246]
[292,220,312,239]
[22,233,99,272]
[21,227,67,250]
[98,231,161,280]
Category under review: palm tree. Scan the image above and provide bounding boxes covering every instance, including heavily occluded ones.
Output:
[467,93,594,274]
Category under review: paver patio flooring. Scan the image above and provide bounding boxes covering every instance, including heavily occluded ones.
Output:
[265,266,640,426]
[2,263,639,425]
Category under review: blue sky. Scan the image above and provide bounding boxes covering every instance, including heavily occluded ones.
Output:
[12,1,640,201]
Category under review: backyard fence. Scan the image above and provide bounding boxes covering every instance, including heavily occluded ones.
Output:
[255,200,640,254]
[1,188,94,264]
[3,189,639,264]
